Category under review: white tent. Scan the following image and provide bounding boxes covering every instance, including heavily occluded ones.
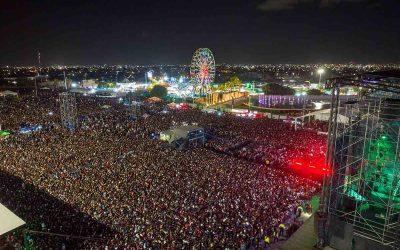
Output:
[294,109,350,130]
[0,90,18,97]
[0,203,25,235]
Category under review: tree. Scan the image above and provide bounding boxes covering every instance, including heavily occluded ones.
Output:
[150,85,168,99]
[98,82,116,89]
[262,83,295,95]
[307,89,323,96]
[229,76,242,90]
[359,87,369,98]
[340,87,349,95]
[218,76,242,91]
[352,86,361,93]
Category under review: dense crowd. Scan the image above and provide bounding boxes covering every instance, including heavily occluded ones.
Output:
[0,92,322,249]
[204,115,326,169]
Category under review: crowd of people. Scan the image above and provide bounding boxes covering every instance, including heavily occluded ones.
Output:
[0,91,322,249]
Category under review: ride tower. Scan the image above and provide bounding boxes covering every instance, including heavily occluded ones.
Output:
[318,71,400,250]
[59,92,78,130]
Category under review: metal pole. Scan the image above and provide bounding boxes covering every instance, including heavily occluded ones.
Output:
[34,76,38,98]
[63,71,68,91]
[318,83,338,248]
[319,73,322,89]
[248,94,251,113]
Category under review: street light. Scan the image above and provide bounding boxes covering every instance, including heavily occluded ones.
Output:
[317,68,325,88]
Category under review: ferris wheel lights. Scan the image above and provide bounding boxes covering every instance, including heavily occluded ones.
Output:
[190,48,215,95]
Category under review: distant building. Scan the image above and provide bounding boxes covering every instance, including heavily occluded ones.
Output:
[116,79,137,92]
[82,79,97,88]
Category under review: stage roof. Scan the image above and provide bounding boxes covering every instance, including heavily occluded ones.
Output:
[0,203,25,235]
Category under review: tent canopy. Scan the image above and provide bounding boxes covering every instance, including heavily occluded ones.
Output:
[0,203,25,235]
[145,97,163,103]
[0,130,11,137]
[296,108,349,124]
[167,102,176,107]
[0,90,18,96]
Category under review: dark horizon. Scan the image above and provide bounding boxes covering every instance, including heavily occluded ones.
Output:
[2,0,400,66]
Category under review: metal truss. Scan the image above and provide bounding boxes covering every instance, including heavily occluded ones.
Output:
[59,92,77,130]
[127,92,141,120]
[320,72,400,248]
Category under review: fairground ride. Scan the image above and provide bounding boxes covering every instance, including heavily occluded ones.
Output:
[190,48,215,104]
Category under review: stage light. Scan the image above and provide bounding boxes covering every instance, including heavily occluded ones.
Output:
[317,68,325,75]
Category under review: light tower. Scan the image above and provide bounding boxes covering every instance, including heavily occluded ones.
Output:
[127,92,141,121]
[34,51,41,98]
[37,51,41,78]
[59,92,77,130]
[317,68,325,89]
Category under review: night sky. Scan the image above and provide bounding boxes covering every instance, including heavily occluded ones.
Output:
[1,0,399,65]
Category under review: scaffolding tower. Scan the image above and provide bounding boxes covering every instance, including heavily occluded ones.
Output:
[127,92,141,120]
[59,92,77,129]
[319,71,400,249]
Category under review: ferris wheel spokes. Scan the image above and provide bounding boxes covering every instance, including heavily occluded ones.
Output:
[190,48,215,97]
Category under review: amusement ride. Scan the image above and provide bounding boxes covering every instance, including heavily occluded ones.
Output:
[190,48,216,103]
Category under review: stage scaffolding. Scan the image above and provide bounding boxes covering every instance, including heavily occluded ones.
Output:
[59,92,77,129]
[319,71,400,249]
[127,92,141,120]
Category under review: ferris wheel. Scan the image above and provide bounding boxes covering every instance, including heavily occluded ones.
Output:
[190,48,215,95]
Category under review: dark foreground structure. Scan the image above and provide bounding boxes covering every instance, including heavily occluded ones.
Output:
[318,71,400,250]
